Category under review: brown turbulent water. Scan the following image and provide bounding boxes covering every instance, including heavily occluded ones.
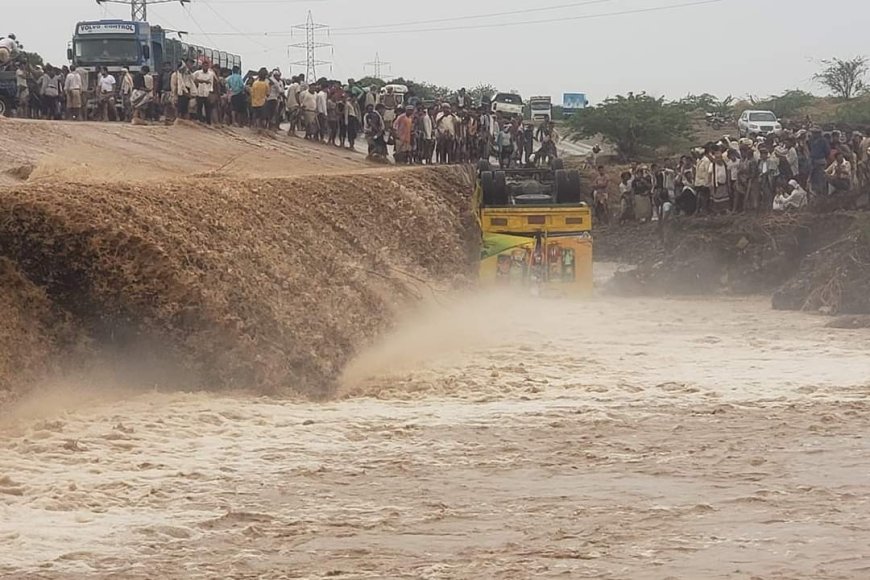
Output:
[1,266,869,579]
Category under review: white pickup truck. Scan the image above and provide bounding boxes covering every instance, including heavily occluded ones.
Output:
[491,92,524,118]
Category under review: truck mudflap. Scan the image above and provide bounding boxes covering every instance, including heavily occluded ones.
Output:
[480,231,593,296]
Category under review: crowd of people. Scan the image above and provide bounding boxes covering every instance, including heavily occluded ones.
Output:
[8,52,563,168]
[591,128,870,226]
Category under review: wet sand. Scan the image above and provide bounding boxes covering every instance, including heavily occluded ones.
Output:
[2,288,869,579]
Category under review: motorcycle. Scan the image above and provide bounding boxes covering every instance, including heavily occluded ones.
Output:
[705,112,733,130]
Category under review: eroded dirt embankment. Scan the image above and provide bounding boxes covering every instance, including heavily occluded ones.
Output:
[600,212,870,317]
[0,166,479,400]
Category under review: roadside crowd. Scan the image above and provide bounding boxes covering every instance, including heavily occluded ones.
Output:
[591,128,870,225]
[11,58,560,167]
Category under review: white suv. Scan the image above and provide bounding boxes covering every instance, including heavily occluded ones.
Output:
[738,110,782,137]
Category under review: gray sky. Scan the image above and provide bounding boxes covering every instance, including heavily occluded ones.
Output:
[8,0,869,103]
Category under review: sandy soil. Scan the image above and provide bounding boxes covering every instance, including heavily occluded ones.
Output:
[0,118,372,185]
[1,278,868,579]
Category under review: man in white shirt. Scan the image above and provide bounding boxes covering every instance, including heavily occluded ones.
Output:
[266,69,283,130]
[693,146,714,214]
[192,61,216,125]
[299,84,318,140]
[15,62,30,118]
[774,179,808,211]
[285,75,301,134]
[826,151,852,194]
[96,67,116,121]
[435,104,457,164]
[420,105,435,164]
[316,84,328,141]
[63,65,83,120]
[172,60,195,120]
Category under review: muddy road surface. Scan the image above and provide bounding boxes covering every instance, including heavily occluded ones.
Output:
[2,273,869,579]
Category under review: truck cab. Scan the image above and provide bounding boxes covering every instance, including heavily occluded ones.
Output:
[529,96,552,123]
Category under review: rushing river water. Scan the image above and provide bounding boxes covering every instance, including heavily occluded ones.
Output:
[2,270,869,579]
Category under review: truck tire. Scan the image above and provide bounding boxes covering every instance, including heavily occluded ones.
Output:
[482,171,508,206]
[481,171,495,205]
[551,158,565,170]
[554,169,582,204]
[492,171,508,205]
[0,97,8,117]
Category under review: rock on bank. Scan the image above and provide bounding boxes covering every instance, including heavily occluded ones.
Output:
[0,167,479,399]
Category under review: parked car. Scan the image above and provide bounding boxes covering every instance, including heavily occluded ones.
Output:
[491,92,524,118]
[738,110,782,137]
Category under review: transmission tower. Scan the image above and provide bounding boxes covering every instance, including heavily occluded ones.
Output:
[364,53,391,80]
[96,0,190,22]
[290,11,331,81]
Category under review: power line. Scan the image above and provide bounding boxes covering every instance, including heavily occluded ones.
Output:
[289,11,331,81]
[198,0,278,54]
[207,0,324,3]
[332,0,616,32]
[331,0,727,36]
[189,0,726,37]
[182,3,218,47]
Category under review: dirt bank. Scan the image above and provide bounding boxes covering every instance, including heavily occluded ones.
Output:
[600,212,870,315]
[0,166,479,400]
[0,119,373,186]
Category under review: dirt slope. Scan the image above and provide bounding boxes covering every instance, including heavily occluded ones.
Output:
[0,118,372,185]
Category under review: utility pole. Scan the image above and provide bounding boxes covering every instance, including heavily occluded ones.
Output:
[364,53,391,80]
[95,0,190,23]
[290,11,331,81]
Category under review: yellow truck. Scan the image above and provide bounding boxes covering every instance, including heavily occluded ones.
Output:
[476,162,593,295]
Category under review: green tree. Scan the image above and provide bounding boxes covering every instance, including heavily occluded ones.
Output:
[710,95,735,116]
[567,92,691,160]
[677,93,718,112]
[834,96,870,125]
[749,90,816,119]
[468,83,496,105]
[24,51,45,68]
[814,56,868,100]
[356,76,385,90]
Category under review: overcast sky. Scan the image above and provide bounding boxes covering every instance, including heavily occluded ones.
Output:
[8,0,869,103]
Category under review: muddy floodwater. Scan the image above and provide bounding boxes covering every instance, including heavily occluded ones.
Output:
[2,271,870,579]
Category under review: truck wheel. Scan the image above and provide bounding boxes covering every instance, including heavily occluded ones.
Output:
[554,169,582,204]
[0,97,8,117]
[551,158,565,170]
[478,159,492,174]
[492,171,508,205]
[481,171,495,205]
[482,171,508,206]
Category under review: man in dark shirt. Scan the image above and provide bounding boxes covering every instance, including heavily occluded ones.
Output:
[158,61,175,122]
[809,128,831,195]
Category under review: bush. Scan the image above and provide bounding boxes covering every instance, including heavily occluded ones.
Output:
[749,90,816,119]
[834,97,870,126]
[567,92,691,160]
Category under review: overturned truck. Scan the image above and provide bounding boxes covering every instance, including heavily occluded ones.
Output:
[476,160,593,295]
